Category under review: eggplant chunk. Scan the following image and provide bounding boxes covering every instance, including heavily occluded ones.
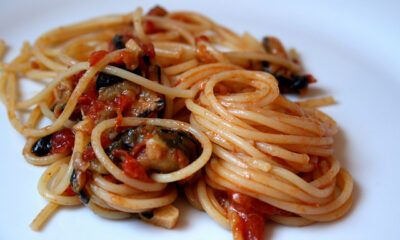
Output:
[112,34,126,50]
[96,72,124,90]
[139,205,179,229]
[106,127,144,158]
[142,54,152,66]
[155,128,200,161]
[70,169,90,204]
[130,86,165,118]
[139,127,200,172]
[262,36,313,93]
[98,81,140,102]
[262,36,288,59]
[137,99,165,118]
[107,126,201,173]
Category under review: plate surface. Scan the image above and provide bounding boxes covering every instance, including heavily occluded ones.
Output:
[1,0,399,239]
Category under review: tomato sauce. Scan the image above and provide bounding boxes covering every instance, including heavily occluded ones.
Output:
[63,185,77,196]
[130,133,152,157]
[228,192,292,240]
[115,94,134,127]
[146,6,168,17]
[77,81,134,126]
[103,174,119,183]
[82,146,96,162]
[112,50,137,70]
[70,70,86,89]
[50,128,75,154]
[111,149,153,182]
[194,35,218,64]
[89,50,108,66]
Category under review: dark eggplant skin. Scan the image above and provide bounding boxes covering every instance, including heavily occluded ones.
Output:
[275,74,309,93]
[262,37,269,52]
[142,54,151,66]
[96,58,158,90]
[139,212,154,219]
[137,99,165,118]
[262,36,311,93]
[112,34,126,50]
[106,127,141,158]
[31,135,53,156]
[107,125,201,162]
[156,127,201,161]
[96,72,124,90]
[70,169,90,204]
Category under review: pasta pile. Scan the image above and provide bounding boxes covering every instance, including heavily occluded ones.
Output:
[0,6,352,240]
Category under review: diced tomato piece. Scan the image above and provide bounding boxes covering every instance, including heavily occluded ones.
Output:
[195,38,217,63]
[130,133,152,157]
[115,94,134,127]
[195,35,209,44]
[229,193,265,240]
[30,61,40,69]
[146,6,168,17]
[140,42,155,58]
[231,192,292,216]
[89,50,108,66]
[170,14,191,23]
[82,146,96,161]
[111,149,152,182]
[143,20,164,34]
[100,133,113,149]
[112,50,137,70]
[78,84,107,120]
[103,174,119,183]
[228,192,292,240]
[63,185,76,196]
[305,74,318,84]
[70,70,86,89]
[50,128,75,154]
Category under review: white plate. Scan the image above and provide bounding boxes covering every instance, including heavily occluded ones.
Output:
[1,0,400,239]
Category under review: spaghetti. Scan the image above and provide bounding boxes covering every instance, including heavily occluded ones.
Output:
[0,5,353,240]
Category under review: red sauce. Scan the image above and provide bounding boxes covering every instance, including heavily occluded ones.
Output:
[78,85,106,120]
[146,6,168,17]
[195,35,209,44]
[89,50,108,66]
[228,192,292,240]
[101,132,113,149]
[103,174,119,183]
[78,82,134,124]
[70,70,86,89]
[115,94,134,127]
[170,14,192,23]
[82,146,96,161]
[50,128,75,154]
[63,185,77,196]
[130,135,150,157]
[108,33,155,60]
[194,36,218,64]
[82,132,118,161]
[112,50,137,70]
[126,133,153,160]
[143,20,164,34]
[139,42,156,59]
[30,61,40,69]
[111,149,153,182]
[305,74,318,84]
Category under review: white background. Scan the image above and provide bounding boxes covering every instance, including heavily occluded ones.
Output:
[0,0,399,239]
